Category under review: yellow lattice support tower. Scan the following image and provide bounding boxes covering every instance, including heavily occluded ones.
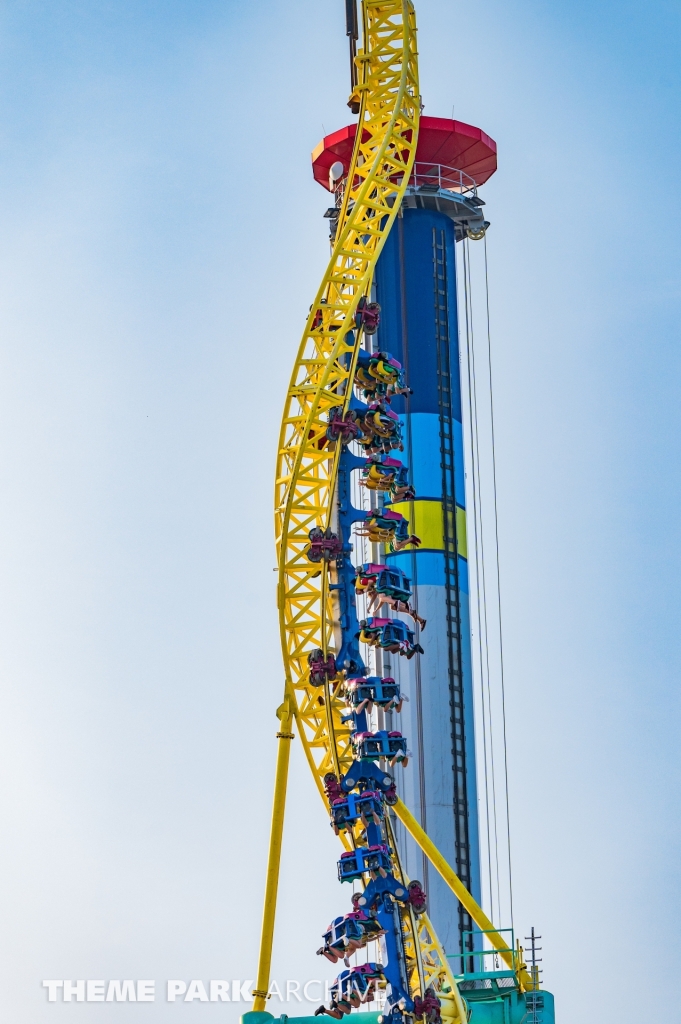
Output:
[275,0,420,794]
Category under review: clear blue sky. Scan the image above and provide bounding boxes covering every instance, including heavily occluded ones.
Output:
[0,1,679,1020]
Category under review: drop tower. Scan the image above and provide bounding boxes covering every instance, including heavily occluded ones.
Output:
[248,4,556,1023]
[311,117,496,959]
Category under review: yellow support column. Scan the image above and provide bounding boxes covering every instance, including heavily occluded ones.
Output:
[252,695,295,1013]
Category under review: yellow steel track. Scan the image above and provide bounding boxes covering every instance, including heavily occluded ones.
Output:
[275,0,419,795]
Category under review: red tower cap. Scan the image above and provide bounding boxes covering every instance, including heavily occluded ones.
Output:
[311,115,497,191]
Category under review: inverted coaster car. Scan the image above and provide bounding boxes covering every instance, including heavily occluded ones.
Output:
[315,964,384,1018]
[357,617,424,659]
[317,910,385,963]
[343,675,404,713]
[361,454,415,500]
[338,843,392,882]
[352,729,409,767]
[332,964,384,1012]
[355,509,421,551]
[354,563,426,629]
[354,562,412,603]
[327,789,384,834]
[355,350,409,400]
[357,403,403,454]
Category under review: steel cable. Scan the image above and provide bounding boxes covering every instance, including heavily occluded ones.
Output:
[483,232,515,929]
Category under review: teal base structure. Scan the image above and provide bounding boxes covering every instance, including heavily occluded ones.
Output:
[461,973,555,1024]
[241,1014,382,1024]
[241,989,555,1024]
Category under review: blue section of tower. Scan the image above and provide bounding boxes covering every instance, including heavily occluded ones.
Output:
[312,208,483,1020]
[374,206,482,954]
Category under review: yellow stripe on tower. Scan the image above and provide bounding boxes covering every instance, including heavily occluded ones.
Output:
[390,499,468,558]
[456,504,467,559]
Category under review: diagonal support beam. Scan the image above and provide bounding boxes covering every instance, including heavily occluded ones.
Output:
[393,798,532,989]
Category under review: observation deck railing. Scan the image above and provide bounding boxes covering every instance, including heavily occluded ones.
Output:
[333,162,478,208]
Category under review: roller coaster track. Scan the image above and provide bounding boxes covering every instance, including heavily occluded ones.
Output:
[275,0,420,795]
[256,2,532,1020]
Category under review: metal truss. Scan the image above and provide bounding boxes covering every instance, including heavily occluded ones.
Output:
[274,0,420,797]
